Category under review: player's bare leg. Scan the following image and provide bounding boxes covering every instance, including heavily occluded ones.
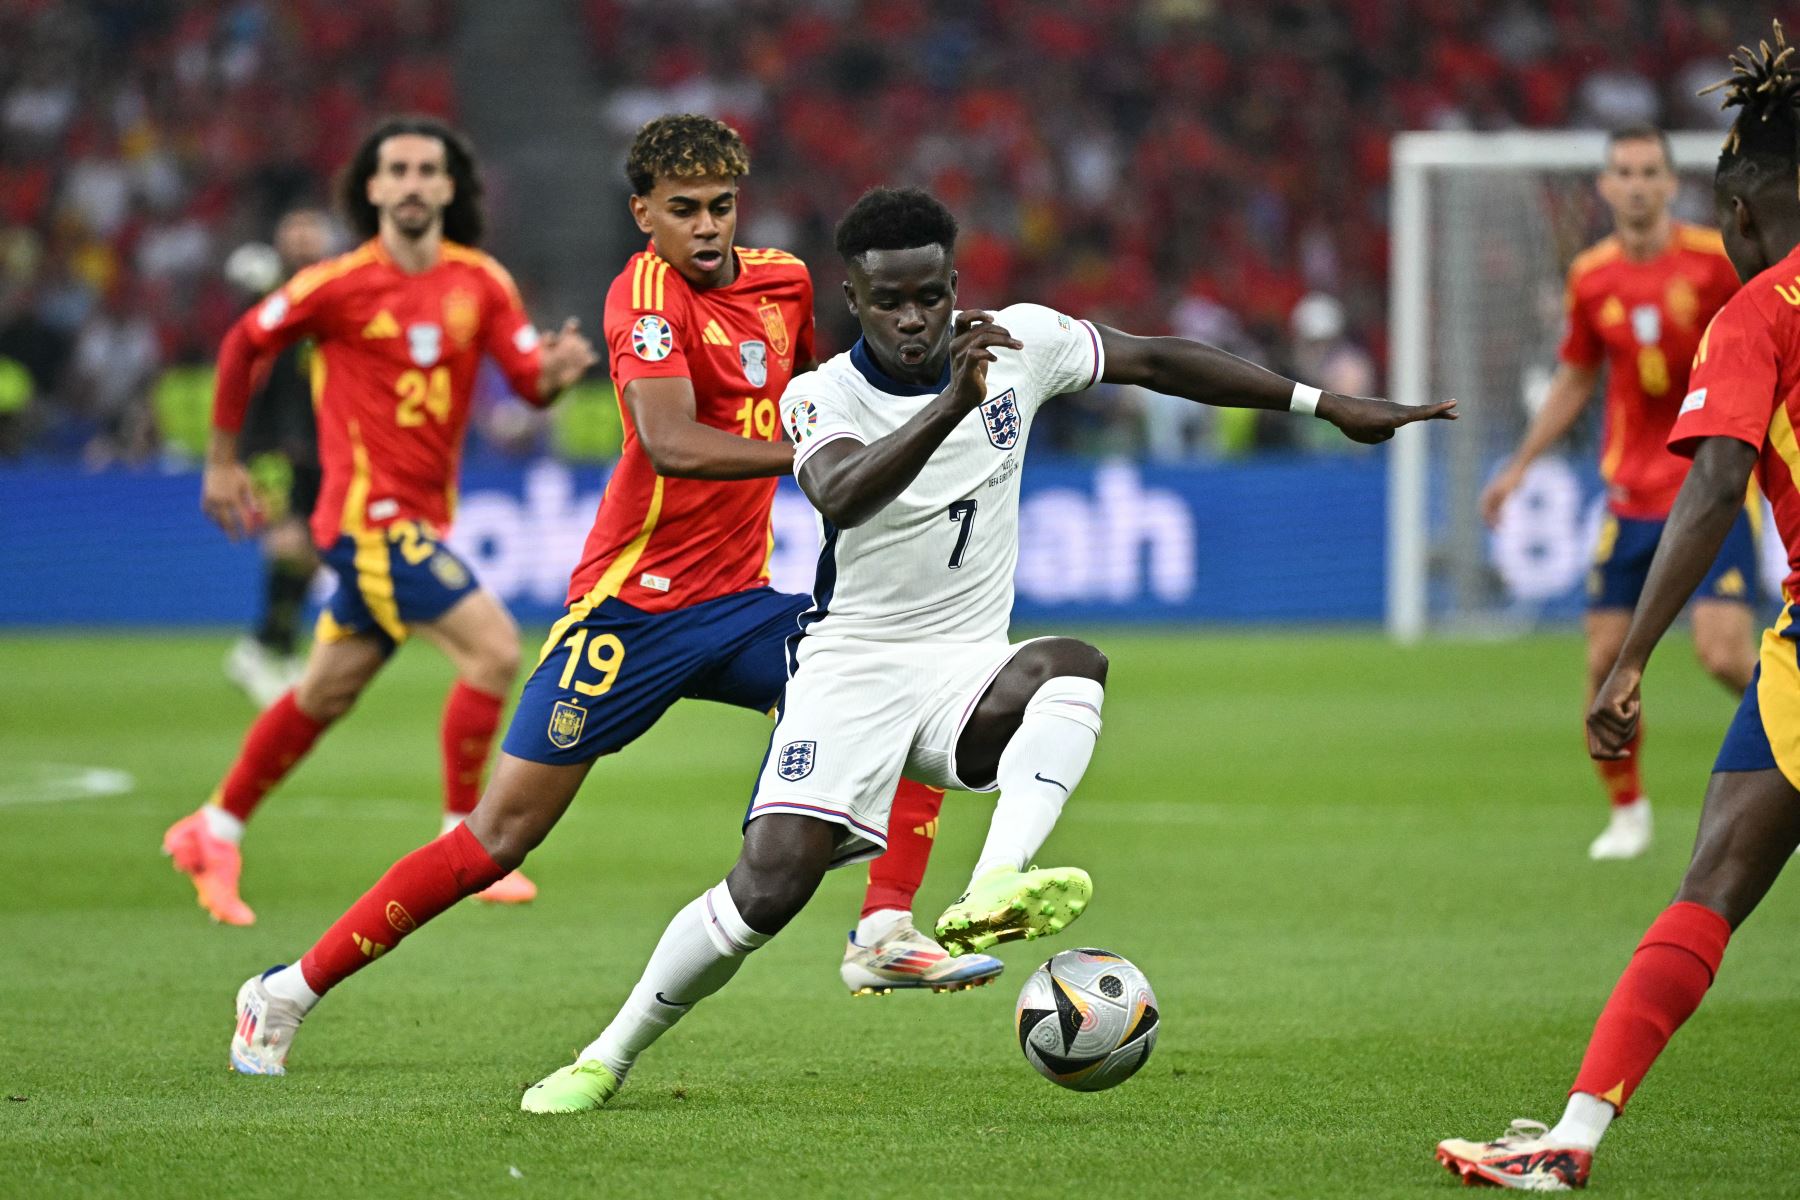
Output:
[415,589,532,902]
[1437,766,1800,1189]
[1690,599,1755,695]
[166,631,387,925]
[1583,610,1650,859]
[523,813,835,1112]
[935,637,1106,953]
[230,753,592,1074]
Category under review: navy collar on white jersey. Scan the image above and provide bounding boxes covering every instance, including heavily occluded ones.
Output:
[850,337,951,396]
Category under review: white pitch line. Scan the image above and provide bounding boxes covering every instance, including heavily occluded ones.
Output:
[0,763,137,808]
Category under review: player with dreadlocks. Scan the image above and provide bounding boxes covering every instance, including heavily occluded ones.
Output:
[1436,23,1800,1190]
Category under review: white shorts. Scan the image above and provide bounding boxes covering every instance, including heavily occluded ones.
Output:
[746,636,1042,868]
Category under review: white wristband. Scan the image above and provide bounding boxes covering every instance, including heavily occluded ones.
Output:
[1289,382,1322,416]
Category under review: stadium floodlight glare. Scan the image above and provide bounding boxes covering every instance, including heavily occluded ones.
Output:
[1386,129,1727,642]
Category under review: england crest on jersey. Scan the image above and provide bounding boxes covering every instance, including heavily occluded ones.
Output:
[980,388,1021,450]
[777,739,815,781]
[740,339,768,388]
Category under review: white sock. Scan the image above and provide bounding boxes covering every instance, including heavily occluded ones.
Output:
[201,803,245,846]
[579,880,770,1079]
[855,908,910,947]
[262,964,320,1011]
[1548,1092,1616,1149]
[969,676,1104,882]
[440,813,465,836]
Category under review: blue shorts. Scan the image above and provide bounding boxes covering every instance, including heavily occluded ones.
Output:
[1588,510,1758,611]
[502,587,809,765]
[1714,602,1800,784]
[316,520,480,652]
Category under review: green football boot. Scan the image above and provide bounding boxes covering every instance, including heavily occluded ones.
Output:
[934,865,1092,955]
[520,1060,622,1114]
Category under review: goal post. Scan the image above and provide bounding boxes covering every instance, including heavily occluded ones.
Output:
[1385,129,1727,643]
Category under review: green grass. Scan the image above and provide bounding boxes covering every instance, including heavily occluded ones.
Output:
[1,629,1796,1198]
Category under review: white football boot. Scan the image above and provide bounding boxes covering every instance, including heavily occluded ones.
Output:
[230,966,308,1075]
[840,923,1004,995]
[1588,797,1652,860]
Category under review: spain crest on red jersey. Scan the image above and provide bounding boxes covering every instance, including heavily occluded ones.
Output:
[757,298,790,356]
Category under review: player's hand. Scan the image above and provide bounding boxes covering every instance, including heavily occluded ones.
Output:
[946,310,1023,411]
[1316,393,1458,445]
[1586,662,1644,760]
[202,460,263,540]
[1480,461,1526,528]
[538,317,599,396]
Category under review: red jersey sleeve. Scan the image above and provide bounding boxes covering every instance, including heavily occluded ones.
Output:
[604,254,692,393]
[1556,266,1602,369]
[1668,290,1780,458]
[212,259,353,434]
[475,255,545,405]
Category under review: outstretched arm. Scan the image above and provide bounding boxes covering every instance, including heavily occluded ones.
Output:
[1588,435,1759,758]
[624,376,796,480]
[1095,325,1456,444]
[796,311,1019,528]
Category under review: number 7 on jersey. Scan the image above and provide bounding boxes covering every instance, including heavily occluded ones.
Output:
[946,499,978,569]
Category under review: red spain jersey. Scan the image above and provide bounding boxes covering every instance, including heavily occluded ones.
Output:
[237,239,543,548]
[565,244,814,613]
[1559,223,1740,519]
[1669,244,1800,595]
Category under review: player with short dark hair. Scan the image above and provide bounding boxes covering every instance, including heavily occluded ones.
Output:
[163,117,597,925]
[1438,26,1800,1188]
[1482,124,1753,861]
[517,184,1455,1113]
[225,120,1001,1079]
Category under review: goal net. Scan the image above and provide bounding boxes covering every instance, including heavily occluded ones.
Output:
[1383,129,1768,641]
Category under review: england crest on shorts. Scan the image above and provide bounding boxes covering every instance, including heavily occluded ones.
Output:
[740,339,768,388]
[407,323,443,367]
[980,388,1021,450]
[777,739,815,781]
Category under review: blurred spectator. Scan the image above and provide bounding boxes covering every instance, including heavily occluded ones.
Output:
[0,0,1755,462]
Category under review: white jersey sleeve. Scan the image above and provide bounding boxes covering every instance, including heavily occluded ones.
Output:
[783,371,867,474]
[1000,303,1105,407]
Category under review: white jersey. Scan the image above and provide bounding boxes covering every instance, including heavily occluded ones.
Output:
[780,303,1104,644]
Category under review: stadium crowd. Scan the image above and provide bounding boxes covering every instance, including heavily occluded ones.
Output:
[0,0,1742,463]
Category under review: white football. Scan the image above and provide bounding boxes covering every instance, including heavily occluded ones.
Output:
[1015,947,1158,1091]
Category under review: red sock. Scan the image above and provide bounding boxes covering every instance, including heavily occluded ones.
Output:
[1569,901,1731,1111]
[863,780,945,917]
[298,822,505,994]
[1594,723,1644,808]
[215,691,329,822]
[441,681,505,817]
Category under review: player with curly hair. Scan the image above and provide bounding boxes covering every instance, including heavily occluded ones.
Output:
[1438,22,1800,1189]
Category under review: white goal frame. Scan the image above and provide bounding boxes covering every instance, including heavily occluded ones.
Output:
[1386,129,1726,642]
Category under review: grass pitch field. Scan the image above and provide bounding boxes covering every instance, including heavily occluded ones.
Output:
[2,629,1796,1198]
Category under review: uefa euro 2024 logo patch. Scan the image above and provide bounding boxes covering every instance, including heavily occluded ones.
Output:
[777,740,815,781]
[786,399,819,441]
[632,314,673,361]
[980,388,1021,450]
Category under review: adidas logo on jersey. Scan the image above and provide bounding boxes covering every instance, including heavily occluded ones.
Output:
[362,310,400,339]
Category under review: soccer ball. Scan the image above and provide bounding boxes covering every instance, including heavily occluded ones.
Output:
[1015,948,1158,1091]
